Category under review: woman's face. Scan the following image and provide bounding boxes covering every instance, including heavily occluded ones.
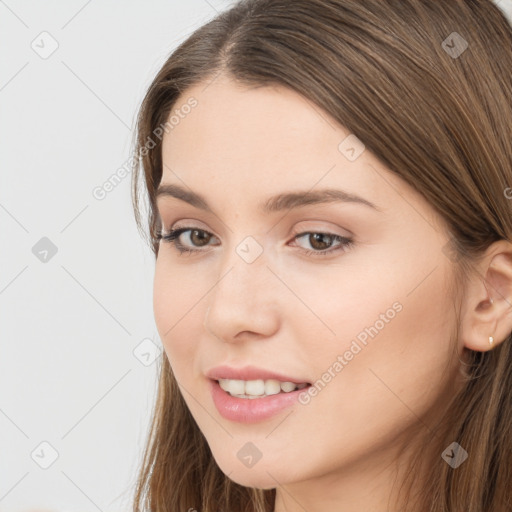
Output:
[153,74,462,497]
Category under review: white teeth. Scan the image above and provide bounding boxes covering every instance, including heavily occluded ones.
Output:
[225,379,245,395]
[264,379,282,395]
[245,379,265,395]
[280,381,297,392]
[218,378,308,398]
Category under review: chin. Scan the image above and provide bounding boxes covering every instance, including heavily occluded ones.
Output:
[211,449,300,490]
[223,467,282,490]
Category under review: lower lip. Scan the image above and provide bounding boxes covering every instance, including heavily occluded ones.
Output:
[209,379,310,423]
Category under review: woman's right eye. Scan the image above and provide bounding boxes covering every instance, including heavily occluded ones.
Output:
[156,227,218,255]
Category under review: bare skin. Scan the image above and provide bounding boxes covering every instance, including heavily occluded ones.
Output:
[153,73,512,511]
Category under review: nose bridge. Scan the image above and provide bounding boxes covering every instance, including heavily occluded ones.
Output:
[205,234,279,338]
[213,234,270,304]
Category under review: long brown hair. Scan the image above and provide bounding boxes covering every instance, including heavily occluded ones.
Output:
[130,1,512,510]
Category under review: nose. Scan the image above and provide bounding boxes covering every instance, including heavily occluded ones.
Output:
[203,247,281,343]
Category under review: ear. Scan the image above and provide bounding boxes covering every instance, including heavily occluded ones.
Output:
[460,239,512,352]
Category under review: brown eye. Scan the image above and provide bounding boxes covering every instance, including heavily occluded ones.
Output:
[189,229,211,247]
[157,227,219,255]
[292,231,354,257]
[308,233,334,250]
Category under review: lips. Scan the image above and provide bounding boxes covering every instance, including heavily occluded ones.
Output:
[209,379,310,423]
[205,364,311,385]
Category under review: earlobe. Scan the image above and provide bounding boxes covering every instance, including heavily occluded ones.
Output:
[460,240,512,352]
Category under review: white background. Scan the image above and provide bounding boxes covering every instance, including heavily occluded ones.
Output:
[0,1,234,511]
[1,1,511,511]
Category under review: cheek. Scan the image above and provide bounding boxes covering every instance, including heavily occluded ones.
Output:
[153,258,174,338]
[345,276,453,413]
[299,250,455,408]
[153,256,202,369]
[284,272,455,473]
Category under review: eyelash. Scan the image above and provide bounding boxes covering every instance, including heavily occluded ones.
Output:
[155,227,354,257]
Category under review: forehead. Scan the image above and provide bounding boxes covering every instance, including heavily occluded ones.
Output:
[164,76,347,164]
[162,76,372,188]
[158,75,436,228]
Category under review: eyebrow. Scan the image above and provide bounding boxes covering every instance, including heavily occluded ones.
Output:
[155,183,380,213]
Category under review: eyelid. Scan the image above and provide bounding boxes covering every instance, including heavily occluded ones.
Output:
[166,218,212,231]
[290,222,352,238]
[165,222,349,243]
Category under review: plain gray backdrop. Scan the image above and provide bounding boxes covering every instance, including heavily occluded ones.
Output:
[1,1,511,511]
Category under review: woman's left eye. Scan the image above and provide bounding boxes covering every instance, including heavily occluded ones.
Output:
[156,227,354,257]
[292,231,354,256]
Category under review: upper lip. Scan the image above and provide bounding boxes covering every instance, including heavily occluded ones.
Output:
[206,364,311,384]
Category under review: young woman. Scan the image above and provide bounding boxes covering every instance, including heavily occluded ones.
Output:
[130,1,512,510]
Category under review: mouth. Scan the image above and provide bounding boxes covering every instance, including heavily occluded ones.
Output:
[209,377,313,423]
[214,378,312,399]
